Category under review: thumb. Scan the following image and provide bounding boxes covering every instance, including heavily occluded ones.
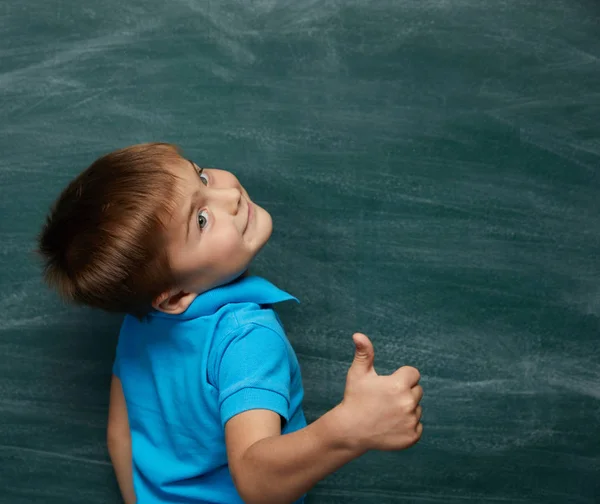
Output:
[350,333,375,375]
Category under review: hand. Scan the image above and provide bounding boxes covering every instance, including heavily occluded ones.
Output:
[338,333,423,452]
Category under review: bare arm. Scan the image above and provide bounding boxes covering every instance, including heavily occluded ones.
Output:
[226,333,423,504]
[226,406,361,504]
[107,375,136,504]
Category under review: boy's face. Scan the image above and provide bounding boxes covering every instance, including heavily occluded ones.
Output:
[159,157,273,310]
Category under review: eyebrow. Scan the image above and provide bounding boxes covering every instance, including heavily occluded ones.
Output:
[185,160,204,242]
[185,193,197,242]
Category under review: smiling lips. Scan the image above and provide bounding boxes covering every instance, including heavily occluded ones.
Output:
[244,199,253,234]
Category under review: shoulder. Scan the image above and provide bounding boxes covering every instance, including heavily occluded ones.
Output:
[214,302,291,356]
[231,302,287,335]
[207,303,294,382]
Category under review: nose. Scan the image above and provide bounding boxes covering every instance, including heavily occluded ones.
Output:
[219,187,242,215]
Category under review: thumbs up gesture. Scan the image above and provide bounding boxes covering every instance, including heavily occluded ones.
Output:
[339,333,423,452]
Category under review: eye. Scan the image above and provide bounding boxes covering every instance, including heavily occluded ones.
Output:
[197,167,209,186]
[197,209,209,230]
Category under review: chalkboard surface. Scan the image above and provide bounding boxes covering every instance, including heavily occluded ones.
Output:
[1,1,599,503]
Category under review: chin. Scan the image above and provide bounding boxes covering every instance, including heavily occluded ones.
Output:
[264,211,273,237]
[257,206,273,242]
[245,211,272,263]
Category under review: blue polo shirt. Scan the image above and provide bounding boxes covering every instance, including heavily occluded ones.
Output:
[113,275,307,503]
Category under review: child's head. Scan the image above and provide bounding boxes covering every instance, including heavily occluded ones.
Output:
[38,143,272,318]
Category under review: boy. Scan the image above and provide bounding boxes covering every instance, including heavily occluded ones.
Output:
[38,143,423,504]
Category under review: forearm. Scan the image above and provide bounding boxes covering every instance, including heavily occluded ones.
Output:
[234,405,363,504]
[108,437,136,504]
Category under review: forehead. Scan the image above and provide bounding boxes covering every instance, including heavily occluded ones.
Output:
[165,156,196,177]
[164,155,241,195]
[161,161,223,213]
[157,159,194,230]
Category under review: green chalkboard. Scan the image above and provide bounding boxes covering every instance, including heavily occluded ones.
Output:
[1,1,599,503]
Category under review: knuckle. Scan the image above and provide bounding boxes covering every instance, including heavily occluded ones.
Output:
[412,367,421,382]
[400,365,420,383]
[392,380,405,394]
[416,423,424,438]
[404,396,417,409]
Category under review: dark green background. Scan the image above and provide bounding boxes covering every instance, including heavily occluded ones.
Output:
[1,1,599,502]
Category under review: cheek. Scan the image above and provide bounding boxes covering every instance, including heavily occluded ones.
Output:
[212,227,246,259]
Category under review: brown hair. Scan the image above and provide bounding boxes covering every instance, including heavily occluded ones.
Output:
[38,142,183,319]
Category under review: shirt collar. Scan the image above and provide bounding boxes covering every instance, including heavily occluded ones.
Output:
[152,275,298,320]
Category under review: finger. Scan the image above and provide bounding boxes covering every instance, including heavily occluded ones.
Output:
[415,422,423,439]
[415,405,422,422]
[411,385,423,404]
[392,365,420,387]
[350,333,376,375]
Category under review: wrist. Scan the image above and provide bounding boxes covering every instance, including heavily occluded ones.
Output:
[318,403,369,456]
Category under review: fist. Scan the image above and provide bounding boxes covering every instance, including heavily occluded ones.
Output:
[340,333,423,452]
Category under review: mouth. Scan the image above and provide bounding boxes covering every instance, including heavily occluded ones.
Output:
[244,198,253,234]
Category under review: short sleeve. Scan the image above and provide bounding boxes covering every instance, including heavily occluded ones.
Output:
[216,326,291,428]
[112,355,120,377]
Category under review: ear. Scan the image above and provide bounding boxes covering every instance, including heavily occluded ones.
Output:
[152,289,197,315]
